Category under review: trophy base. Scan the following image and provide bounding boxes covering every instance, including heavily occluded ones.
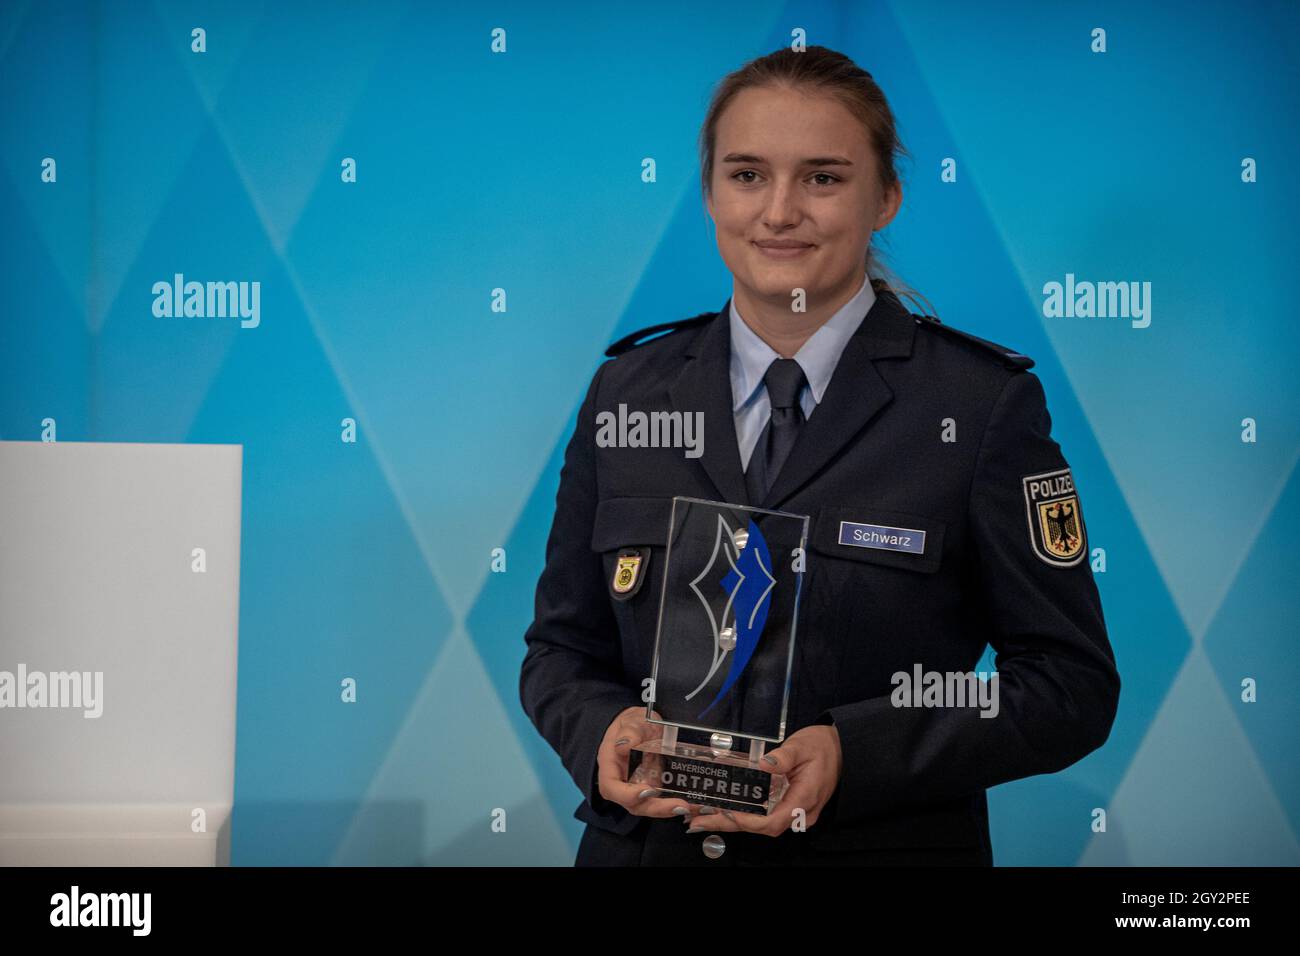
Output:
[627,738,789,815]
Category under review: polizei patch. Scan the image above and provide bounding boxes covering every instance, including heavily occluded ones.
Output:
[1022,467,1086,567]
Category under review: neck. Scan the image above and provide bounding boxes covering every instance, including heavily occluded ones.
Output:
[733,271,867,358]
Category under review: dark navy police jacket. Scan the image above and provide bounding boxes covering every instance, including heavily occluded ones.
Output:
[519,284,1120,866]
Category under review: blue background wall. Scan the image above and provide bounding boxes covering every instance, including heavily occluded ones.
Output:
[2,0,1296,865]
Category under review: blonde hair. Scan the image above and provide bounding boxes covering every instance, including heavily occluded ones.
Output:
[699,45,939,319]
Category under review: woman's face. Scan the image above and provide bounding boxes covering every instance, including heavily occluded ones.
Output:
[705,84,901,310]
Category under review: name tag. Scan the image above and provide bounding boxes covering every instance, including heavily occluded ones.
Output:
[838,521,926,554]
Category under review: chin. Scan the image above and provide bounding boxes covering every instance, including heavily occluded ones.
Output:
[747,265,817,292]
[741,272,806,297]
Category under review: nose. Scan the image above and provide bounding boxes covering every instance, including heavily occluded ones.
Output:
[761,178,801,230]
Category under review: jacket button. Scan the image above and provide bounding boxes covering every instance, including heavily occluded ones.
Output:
[702,834,726,859]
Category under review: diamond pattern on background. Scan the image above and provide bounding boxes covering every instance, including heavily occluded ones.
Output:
[1081,649,1300,866]
[330,628,571,866]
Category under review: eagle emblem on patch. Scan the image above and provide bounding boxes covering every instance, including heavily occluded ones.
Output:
[1022,467,1086,567]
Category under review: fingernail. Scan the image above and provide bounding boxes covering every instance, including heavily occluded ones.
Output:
[762,755,777,766]
[686,827,705,834]
[697,806,719,815]
[614,737,631,747]
[671,806,689,816]
[722,810,736,821]
[637,788,656,799]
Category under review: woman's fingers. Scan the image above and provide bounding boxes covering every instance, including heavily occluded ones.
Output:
[686,777,815,837]
[686,742,821,837]
[596,707,688,817]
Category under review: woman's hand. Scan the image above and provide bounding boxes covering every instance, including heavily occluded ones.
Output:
[685,723,843,837]
[594,705,697,819]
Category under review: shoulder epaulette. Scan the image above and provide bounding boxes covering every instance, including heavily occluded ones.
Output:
[604,312,716,357]
[911,313,1035,370]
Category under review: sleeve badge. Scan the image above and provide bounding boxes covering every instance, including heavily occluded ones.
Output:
[1022,467,1087,567]
[611,548,649,600]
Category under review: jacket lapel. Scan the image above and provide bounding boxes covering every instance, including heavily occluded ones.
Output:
[668,297,752,506]
[760,288,917,511]
[668,289,917,511]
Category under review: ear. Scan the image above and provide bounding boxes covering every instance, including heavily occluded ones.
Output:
[875,181,902,231]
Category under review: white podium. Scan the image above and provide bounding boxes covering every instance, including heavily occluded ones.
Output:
[0,441,242,866]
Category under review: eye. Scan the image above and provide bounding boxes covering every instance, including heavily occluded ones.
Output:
[730,170,841,187]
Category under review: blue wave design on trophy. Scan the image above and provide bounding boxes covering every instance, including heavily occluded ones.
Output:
[693,517,776,720]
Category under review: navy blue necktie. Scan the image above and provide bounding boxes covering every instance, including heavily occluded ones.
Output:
[745,358,807,505]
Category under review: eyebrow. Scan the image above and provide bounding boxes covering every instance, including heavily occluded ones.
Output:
[719,152,855,167]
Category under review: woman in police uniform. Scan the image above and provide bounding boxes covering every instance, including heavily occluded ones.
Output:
[520,45,1120,866]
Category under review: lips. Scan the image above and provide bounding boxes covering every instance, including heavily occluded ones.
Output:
[753,240,814,259]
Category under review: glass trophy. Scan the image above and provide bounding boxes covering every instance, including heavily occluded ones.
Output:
[626,496,810,815]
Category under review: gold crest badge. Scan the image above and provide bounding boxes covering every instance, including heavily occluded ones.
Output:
[1022,468,1087,567]
[612,549,646,599]
[613,554,641,593]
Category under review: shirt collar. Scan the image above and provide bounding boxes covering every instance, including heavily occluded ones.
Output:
[729,275,876,412]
